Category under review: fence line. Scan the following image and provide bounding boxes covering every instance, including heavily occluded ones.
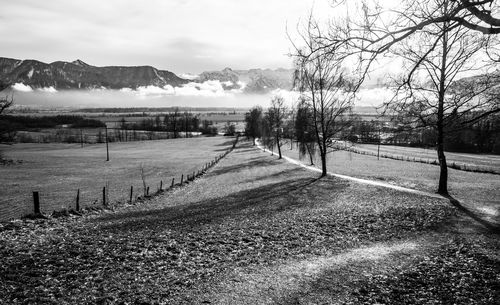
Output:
[13,136,239,221]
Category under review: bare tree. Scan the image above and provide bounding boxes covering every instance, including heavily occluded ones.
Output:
[0,94,13,115]
[313,0,500,194]
[292,17,356,177]
[265,96,288,159]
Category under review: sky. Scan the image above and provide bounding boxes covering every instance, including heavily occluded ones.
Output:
[0,0,333,74]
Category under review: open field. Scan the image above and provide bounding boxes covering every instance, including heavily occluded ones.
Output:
[353,143,500,172]
[0,136,235,221]
[279,142,500,224]
[0,141,498,304]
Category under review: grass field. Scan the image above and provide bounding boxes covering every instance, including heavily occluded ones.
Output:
[1,141,498,304]
[0,136,235,221]
[353,143,500,172]
[279,142,500,225]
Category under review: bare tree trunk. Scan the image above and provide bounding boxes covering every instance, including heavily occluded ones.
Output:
[320,139,327,177]
[320,149,327,176]
[276,133,282,159]
[306,143,314,165]
[437,15,449,196]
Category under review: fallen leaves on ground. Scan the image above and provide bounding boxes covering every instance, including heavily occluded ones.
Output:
[0,143,497,304]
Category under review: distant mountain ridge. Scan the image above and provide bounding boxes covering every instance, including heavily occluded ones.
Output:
[198,67,294,93]
[0,57,188,90]
[0,56,295,93]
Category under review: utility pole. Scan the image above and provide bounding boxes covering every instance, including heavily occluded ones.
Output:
[377,123,381,160]
[105,126,109,161]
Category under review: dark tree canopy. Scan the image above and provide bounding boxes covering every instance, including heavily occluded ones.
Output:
[244,106,263,145]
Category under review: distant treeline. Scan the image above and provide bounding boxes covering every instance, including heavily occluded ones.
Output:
[119,112,219,136]
[74,107,247,113]
[0,115,106,130]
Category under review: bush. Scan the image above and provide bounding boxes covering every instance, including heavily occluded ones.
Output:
[201,126,218,136]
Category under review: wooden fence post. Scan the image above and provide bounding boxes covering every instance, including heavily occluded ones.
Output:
[181,174,184,184]
[129,186,133,203]
[33,191,41,214]
[76,189,80,211]
[171,178,175,187]
[146,186,150,196]
[105,126,110,161]
[160,180,163,191]
[102,186,106,206]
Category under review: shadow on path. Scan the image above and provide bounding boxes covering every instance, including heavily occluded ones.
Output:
[445,195,500,234]
[93,175,332,234]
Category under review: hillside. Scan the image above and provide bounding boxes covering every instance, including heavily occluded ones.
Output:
[0,57,188,90]
[198,67,295,93]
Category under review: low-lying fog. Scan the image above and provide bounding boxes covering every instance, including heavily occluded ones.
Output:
[5,86,389,110]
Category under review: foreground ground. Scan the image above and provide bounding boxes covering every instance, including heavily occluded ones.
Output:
[1,141,499,304]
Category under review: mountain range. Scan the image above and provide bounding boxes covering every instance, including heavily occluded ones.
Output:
[0,57,294,93]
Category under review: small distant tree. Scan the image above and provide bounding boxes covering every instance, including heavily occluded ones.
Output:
[265,96,288,159]
[244,106,263,145]
[172,107,179,138]
[0,95,15,144]
[154,115,162,130]
[0,95,13,115]
[223,122,236,136]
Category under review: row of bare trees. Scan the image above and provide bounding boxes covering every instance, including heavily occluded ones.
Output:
[280,0,500,195]
[245,92,354,178]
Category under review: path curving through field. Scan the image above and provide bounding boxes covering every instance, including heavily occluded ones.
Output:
[256,142,443,199]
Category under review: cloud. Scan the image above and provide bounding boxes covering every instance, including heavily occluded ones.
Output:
[12,83,33,92]
[178,73,199,80]
[130,80,233,98]
[135,85,175,96]
[270,88,301,106]
[0,1,334,74]
[355,87,395,107]
[37,86,57,93]
[229,81,246,94]
[175,80,227,97]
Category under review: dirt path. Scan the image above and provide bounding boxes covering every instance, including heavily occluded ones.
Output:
[257,143,443,199]
[1,141,498,304]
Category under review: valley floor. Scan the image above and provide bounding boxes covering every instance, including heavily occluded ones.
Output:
[1,141,499,304]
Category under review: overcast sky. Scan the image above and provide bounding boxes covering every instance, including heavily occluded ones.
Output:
[0,0,333,74]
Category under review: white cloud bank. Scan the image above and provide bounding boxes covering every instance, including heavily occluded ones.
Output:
[12,83,33,92]
[11,80,237,98]
[12,83,58,93]
[37,86,58,93]
[134,80,235,97]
